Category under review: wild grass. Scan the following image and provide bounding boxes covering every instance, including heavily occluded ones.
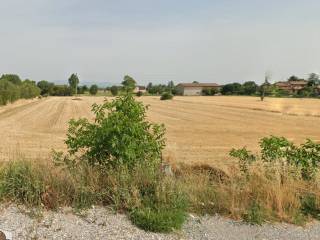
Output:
[0,157,319,230]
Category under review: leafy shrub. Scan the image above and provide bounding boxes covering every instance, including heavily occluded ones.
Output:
[231,136,320,180]
[230,147,256,173]
[65,94,166,168]
[160,92,173,100]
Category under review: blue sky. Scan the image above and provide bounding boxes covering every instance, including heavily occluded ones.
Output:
[1,0,320,85]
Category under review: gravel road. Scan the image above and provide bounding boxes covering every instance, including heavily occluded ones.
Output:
[0,204,319,240]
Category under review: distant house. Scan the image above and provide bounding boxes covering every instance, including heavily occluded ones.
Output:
[133,86,146,93]
[274,80,308,93]
[176,83,221,96]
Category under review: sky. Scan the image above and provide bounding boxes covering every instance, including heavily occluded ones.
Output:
[0,0,320,85]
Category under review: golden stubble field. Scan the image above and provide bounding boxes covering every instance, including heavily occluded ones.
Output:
[1,96,320,168]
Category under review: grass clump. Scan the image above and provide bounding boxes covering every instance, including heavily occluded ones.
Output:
[0,161,45,206]
[243,201,266,225]
[300,193,320,220]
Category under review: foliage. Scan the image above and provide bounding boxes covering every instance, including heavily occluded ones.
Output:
[230,147,256,173]
[0,74,40,105]
[0,161,45,206]
[147,81,177,95]
[130,176,187,232]
[37,80,54,95]
[0,74,22,85]
[243,201,266,225]
[130,203,187,232]
[65,94,166,168]
[241,81,258,95]
[68,73,80,95]
[0,79,20,105]
[89,85,98,95]
[110,85,118,96]
[160,92,173,100]
[231,136,320,180]
[77,85,88,94]
[202,88,217,96]
[51,85,72,96]
[122,75,136,92]
[300,194,320,220]
[221,83,242,95]
[20,80,41,99]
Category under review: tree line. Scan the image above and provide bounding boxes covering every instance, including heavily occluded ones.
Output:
[0,74,41,105]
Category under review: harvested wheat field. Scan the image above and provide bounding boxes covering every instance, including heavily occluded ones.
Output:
[0,96,319,167]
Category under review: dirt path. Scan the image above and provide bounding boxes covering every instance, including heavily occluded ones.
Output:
[0,96,319,165]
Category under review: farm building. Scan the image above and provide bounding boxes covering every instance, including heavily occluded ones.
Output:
[176,83,221,96]
[274,80,308,93]
[133,86,146,94]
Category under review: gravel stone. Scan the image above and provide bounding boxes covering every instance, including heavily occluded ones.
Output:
[0,205,319,240]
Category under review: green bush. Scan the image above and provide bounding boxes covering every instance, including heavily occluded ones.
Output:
[160,92,173,100]
[65,94,165,168]
[130,204,187,232]
[231,136,320,180]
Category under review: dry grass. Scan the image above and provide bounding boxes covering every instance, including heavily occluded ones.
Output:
[0,96,319,166]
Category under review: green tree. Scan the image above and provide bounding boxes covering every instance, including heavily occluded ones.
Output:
[221,83,242,95]
[307,73,320,87]
[288,75,300,82]
[110,85,118,96]
[68,73,79,95]
[20,80,41,99]
[89,84,98,95]
[260,75,271,101]
[0,79,20,105]
[241,81,258,95]
[37,80,54,96]
[0,74,22,85]
[122,75,136,92]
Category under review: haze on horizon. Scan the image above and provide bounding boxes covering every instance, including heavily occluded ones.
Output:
[0,0,319,85]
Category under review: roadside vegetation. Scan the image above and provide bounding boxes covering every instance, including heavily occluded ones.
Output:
[0,92,319,232]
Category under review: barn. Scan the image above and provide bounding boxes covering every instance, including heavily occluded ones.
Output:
[176,83,221,96]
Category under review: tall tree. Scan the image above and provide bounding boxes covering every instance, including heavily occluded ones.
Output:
[68,73,79,95]
[89,84,98,95]
[260,73,271,101]
[241,81,258,95]
[122,75,136,92]
[308,73,320,86]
